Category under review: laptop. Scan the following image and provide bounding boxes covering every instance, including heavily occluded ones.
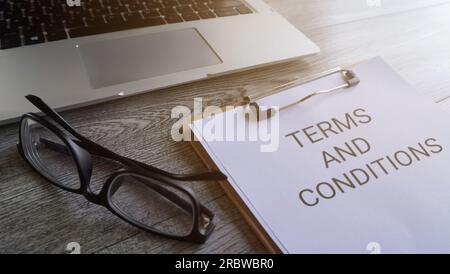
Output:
[0,0,319,124]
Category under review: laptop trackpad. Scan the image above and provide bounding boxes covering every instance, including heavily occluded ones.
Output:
[79,28,222,89]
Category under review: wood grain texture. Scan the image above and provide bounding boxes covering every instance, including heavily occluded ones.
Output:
[1,0,450,253]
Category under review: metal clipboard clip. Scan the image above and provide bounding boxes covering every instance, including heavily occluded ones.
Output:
[241,68,360,119]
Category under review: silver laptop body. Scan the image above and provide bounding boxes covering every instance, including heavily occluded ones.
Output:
[0,0,319,124]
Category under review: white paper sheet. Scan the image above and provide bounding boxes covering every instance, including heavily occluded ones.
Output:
[192,57,450,253]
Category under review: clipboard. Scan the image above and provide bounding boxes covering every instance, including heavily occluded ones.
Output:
[189,65,361,253]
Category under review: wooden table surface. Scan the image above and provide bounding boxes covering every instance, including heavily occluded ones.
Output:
[1,0,450,254]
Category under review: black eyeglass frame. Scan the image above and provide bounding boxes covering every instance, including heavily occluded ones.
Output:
[17,95,227,243]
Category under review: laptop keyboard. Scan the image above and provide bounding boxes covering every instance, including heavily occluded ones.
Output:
[0,0,253,50]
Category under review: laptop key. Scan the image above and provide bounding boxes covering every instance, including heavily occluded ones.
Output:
[192,4,210,11]
[84,1,103,9]
[31,15,52,26]
[142,1,163,9]
[22,25,44,35]
[0,35,21,49]
[163,14,183,24]
[44,22,65,32]
[124,12,143,24]
[142,16,166,26]
[105,14,125,25]
[142,9,160,18]
[176,5,194,14]
[236,6,252,14]
[127,3,145,11]
[70,16,142,38]
[46,30,68,42]
[178,0,195,4]
[69,26,111,38]
[208,0,245,8]
[85,16,106,27]
[181,12,200,21]
[214,7,239,17]
[197,10,216,19]
[103,0,121,6]
[45,5,63,15]
[160,0,178,6]
[24,31,45,45]
[109,5,128,14]
[66,8,90,18]
[119,0,136,4]
[10,17,29,28]
[159,7,177,16]
[3,10,23,21]
[65,18,84,29]
[0,3,7,13]
[91,7,110,16]
[0,27,19,38]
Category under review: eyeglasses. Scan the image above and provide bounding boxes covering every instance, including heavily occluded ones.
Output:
[17,95,227,243]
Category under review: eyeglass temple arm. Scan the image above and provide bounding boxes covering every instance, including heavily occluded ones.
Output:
[40,136,226,181]
[27,95,227,181]
[127,157,226,181]
[25,95,87,142]
[81,140,226,181]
